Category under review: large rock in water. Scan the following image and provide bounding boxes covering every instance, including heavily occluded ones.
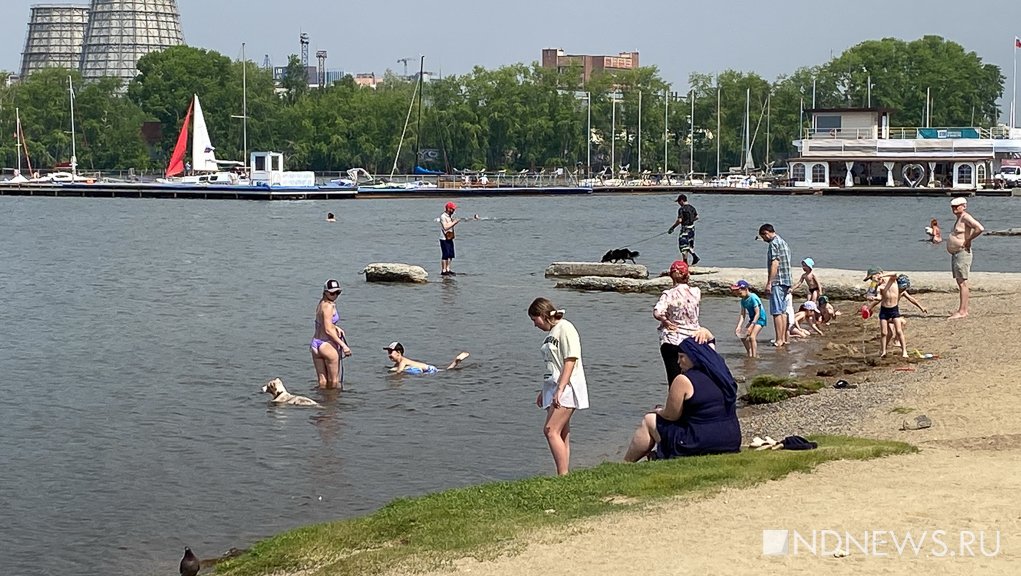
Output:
[362,263,428,283]
[554,267,1021,299]
[986,228,1021,236]
[545,262,649,279]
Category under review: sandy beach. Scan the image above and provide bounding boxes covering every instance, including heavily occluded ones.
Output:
[405,289,1021,575]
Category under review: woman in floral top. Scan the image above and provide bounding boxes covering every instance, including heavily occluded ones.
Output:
[653,260,702,385]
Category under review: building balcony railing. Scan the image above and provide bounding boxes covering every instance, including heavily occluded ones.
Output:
[804,126,1015,140]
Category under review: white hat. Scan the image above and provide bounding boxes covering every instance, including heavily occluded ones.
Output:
[950,197,967,206]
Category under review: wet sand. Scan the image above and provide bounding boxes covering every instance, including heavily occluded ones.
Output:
[406,289,1021,575]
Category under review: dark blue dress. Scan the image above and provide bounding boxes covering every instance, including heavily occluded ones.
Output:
[655,368,742,459]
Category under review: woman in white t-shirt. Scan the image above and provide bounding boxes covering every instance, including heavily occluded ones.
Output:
[528,297,589,476]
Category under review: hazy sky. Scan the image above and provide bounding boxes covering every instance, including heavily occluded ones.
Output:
[4,0,1020,98]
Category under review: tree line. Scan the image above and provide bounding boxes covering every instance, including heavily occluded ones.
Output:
[0,36,1005,175]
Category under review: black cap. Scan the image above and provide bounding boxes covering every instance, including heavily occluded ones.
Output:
[324,279,342,293]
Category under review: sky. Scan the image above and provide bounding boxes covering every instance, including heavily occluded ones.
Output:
[3,0,1020,103]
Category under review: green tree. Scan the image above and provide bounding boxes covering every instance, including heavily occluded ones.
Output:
[280,55,310,104]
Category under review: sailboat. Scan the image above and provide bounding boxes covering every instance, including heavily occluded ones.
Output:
[3,108,31,183]
[161,94,246,184]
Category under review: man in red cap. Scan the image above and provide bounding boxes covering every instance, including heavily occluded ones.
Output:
[439,201,461,276]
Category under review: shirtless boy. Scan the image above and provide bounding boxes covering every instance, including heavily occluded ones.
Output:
[385,341,470,374]
[864,268,908,358]
[791,257,822,302]
[946,197,984,318]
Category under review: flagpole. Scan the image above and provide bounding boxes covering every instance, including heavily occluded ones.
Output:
[1012,37,1017,128]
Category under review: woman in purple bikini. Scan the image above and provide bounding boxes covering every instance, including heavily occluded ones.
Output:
[311,279,352,389]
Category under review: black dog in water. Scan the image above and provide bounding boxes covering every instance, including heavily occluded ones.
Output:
[601,248,640,263]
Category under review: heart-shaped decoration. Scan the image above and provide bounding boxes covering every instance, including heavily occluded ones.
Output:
[902,164,925,188]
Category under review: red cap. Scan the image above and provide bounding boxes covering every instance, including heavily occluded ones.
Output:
[669,260,689,275]
[445,202,457,210]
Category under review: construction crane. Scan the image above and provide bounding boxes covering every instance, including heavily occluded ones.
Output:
[397,57,413,79]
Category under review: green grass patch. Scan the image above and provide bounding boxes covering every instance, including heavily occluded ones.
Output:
[215,436,914,576]
[743,374,826,405]
[890,406,916,415]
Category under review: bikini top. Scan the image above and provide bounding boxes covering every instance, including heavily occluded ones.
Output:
[314,307,340,329]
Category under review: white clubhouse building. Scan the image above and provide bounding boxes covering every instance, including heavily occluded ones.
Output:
[788,107,1021,190]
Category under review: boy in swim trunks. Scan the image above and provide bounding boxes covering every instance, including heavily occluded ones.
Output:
[791,257,822,302]
[384,341,470,374]
[864,268,908,358]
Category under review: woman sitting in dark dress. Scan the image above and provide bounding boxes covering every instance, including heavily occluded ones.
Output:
[624,335,742,461]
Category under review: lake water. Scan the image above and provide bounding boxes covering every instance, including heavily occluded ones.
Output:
[2,193,1019,576]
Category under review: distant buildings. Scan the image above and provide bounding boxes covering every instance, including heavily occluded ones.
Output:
[354,73,381,89]
[541,48,639,83]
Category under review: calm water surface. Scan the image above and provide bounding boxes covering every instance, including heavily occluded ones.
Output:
[2,193,1019,576]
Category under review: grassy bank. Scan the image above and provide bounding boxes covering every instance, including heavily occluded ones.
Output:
[216,436,913,576]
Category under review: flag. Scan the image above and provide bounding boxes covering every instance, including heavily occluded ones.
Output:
[1016,36,1021,49]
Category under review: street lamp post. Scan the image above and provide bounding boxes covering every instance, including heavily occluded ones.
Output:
[586,92,591,180]
[611,94,617,176]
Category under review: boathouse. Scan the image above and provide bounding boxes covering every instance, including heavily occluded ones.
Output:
[788,107,1021,189]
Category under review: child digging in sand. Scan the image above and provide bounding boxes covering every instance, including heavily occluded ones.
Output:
[863,268,908,358]
[817,295,842,324]
[384,341,470,374]
[731,280,767,358]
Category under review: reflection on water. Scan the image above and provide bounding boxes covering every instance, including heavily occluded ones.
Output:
[2,194,1019,575]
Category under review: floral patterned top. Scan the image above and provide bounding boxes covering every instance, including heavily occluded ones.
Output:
[653,283,702,345]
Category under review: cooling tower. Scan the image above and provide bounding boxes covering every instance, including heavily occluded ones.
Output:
[19,4,91,77]
[78,0,184,83]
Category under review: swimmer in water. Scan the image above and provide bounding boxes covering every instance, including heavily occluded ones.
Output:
[326,212,336,222]
[384,341,470,374]
[925,219,941,243]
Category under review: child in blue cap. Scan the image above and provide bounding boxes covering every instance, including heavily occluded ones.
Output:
[792,257,822,302]
[731,280,767,358]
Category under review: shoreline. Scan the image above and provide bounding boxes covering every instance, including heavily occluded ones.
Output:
[398,289,1020,575]
[215,290,1017,575]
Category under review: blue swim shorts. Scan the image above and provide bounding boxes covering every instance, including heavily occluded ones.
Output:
[440,239,455,260]
[769,284,790,316]
[405,365,438,375]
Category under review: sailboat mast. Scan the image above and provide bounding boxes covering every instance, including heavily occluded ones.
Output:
[765,92,771,165]
[68,75,77,177]
[15,107,21,175]
[663,88,668,175]
[744,87,752,172]
[689,88,694,177]
[243,42,248,167]
[414,55,425,171]
[637,90,642,173]
[715,83,721,178]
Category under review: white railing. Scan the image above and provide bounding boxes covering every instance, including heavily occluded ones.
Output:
[805,126,1012,140]
[804,128,877,139]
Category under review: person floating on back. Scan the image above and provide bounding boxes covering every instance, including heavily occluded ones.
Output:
[384,341,470,374]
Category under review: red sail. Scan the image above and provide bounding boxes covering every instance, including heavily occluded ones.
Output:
[164,98,194,178]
